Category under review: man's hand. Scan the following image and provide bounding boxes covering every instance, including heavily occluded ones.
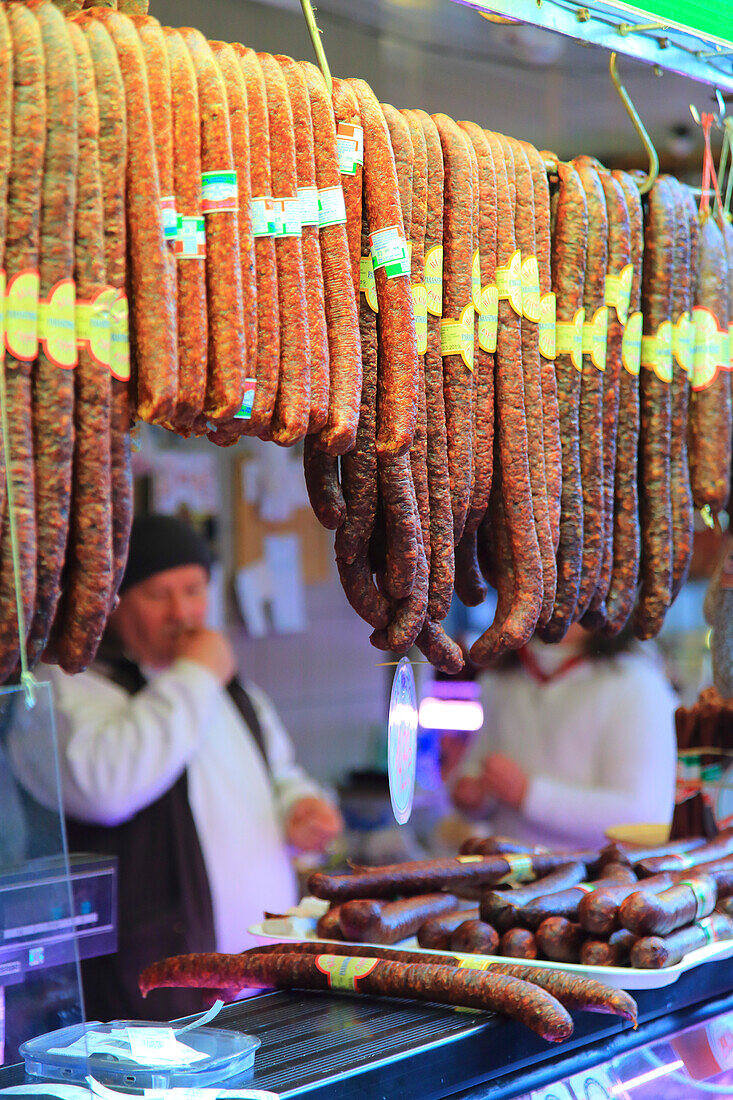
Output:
[174,628,236,687]
[480,753,529,810]
[285,797,343,852]
[451,776,489,814]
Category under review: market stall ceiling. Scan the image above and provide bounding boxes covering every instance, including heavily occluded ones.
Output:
[151,0,724,161]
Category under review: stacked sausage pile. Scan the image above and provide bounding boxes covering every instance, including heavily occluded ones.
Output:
[0,0,134,682]
[288,833,733,972]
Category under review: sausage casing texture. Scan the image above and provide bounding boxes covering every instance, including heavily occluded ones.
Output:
[25,0,78,667]
[620,874,717,936]
[536,917,586,963]
[84,8,177,425]
[249,940,638,1023]
[303,65,361,456]
[633,178,676,639]
[524,140,561,553]
[481,862,587,932]
[578,873,675,935]
[412,109,454,625]
[581,170,630,629]
[257,53,310,445]
[450,919,500,956]
[331,78,362,301]
[304,435,345,531]
[335,211,377,559]
[539,163,587,641]
[309,853,577,902]
[349,78,416,459]
[417,907,479,949]
[630,913,733,968]
[500,928,538,959]
[48,21,112,673]
[163,29,206,432]
[470,132,542,663]
[689,212,731,514]
[580,929,638,967]
[0,3,11,530]
[432,114,474,543]
[0,4,44,680]
[316,907,343,941]
[603,170,643,634]
[139,951,574,1042]
[79,17,132,603]
[339,893,460,945]
[275,56,328,435]
[517,865,636,928]
[454,120,496,607]
[505,135,555,626]
[571,160,607,620]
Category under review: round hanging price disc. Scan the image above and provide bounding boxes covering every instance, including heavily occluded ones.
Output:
[387,657,418,825]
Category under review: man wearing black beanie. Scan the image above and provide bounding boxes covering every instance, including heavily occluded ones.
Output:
[9,514,342,1022]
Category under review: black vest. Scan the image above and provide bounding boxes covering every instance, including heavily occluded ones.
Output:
[66,647,268,1022]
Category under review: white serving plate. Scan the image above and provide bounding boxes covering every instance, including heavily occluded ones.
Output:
[248,900,733,992]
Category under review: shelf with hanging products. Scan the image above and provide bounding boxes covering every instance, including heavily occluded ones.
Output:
[452,0,733,93]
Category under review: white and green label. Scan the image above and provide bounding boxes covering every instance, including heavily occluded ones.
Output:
[370,225,410,279]
[201,170,238,214]
[318,185,347,228]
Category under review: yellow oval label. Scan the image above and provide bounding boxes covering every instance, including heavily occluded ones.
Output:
[315,954,379,991]
[76,285,116,369]
[641,319,673,383]
[440,303,475,372]
[582,305,609,371]
[538,292,556,359]
[497,854,535,886]
[692,307,719,391]
[471,248,482,312]
[555,307,585,371]
[496,249,522,316]
[109,291,130,382]
[424,245,443,316]
[38,278,77,370]
[521,255,540,323]
[456,956,493,970]
[605,262,633,325]
[0,269,4,348]
[729,324,733,372]
[359,255,378,313]
[478,284,498,354]
[622,311,643,376]
[411,283,428,355]
[5,269,40,362]
[674,311,692,373]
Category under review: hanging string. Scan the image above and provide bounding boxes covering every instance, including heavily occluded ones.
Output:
[0,362,37,708]
[700,112,724,216]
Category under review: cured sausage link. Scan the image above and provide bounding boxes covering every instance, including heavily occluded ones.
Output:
[246,941,638,1022]
[25,0,78,667]
[339,893,460,945]
[139,951,574,1042]
[0,4,44,680]
[349,78,417,459]
[79,17,132,604]
[539,162,587,642]
[49,21,113,673]
[603,170,643,634]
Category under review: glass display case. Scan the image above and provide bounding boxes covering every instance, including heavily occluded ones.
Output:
[0,682,116,1067]
[523,1007,733,1099]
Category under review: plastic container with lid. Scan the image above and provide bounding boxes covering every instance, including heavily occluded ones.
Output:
[20,1021,260,1089]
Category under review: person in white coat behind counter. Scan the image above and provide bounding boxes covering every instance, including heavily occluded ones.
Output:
[449,624,678,850]
[9,514,342,1021]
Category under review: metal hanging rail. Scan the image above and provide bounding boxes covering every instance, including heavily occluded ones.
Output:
[454,0,733,93]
